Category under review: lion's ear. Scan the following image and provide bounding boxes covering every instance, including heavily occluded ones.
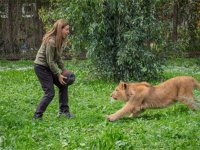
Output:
[121,82,128,90]
[119,82,128,90]
[123,83,128,89]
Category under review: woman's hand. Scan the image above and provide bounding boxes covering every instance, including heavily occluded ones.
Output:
[58,74,67,85]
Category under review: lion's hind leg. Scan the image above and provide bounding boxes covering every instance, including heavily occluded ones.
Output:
[176,86,199,110]
[177,95,199,110]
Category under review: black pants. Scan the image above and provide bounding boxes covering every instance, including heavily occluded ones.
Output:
[34,64,69,117]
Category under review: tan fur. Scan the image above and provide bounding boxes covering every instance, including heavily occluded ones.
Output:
[107,76,200,121]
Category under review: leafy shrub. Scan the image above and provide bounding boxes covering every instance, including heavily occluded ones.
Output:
[39,0,165,81]
[87,1,163,81]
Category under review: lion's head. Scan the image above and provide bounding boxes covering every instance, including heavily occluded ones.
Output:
[111,82,129,102]
[111,81,151,102]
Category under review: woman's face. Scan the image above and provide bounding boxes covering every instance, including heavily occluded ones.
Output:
[62,25,69,39]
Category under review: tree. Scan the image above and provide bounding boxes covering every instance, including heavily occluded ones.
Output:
[87,0,163,81]
[38,0,199,82]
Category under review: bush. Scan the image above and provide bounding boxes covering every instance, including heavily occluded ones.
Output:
[87,1,163,81]
[39,0,164,82]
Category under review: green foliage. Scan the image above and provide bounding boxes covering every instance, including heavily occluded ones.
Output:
[0,59,200,149]
[157,0,200,52]
[88,1,164,81]
[38,0,199,81]
[38,0,164,82]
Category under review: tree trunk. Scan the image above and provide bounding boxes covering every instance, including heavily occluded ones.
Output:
[172,1,178,43]
[6,0,14,53]
[35,0,44,48]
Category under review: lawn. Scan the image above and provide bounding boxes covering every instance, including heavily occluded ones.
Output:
[0,58,200,150]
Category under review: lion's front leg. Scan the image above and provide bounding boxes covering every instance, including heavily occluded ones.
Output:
[107,103,132,122]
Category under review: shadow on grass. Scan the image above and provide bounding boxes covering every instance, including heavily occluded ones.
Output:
[108,113,164,123]
[135,113,163,120]
[114,105,199,123]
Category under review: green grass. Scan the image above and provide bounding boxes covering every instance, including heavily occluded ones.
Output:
[0,58,200,149]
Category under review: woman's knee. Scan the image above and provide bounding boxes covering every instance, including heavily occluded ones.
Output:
[45,89,55,99]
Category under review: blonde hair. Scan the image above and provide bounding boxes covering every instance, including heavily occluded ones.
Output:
[43,19,69,50]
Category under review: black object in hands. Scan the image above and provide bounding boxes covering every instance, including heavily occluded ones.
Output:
[61,70,75,85]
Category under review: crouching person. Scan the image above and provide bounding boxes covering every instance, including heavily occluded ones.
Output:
[33,19,75,120]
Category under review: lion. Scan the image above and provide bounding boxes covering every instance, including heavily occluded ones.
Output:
[107,76,200,122]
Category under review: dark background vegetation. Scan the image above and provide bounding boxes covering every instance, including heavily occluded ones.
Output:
[0,0,200,81]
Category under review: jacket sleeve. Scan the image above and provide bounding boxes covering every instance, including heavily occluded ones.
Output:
[56,46,66,71]
[46,40,60,76]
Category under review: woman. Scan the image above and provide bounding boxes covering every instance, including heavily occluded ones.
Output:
[33,19,74,120]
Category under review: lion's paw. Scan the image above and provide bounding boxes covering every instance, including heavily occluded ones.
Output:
[106,115,116,122]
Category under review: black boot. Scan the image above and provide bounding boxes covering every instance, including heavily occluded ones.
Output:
[57,112,75,119]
